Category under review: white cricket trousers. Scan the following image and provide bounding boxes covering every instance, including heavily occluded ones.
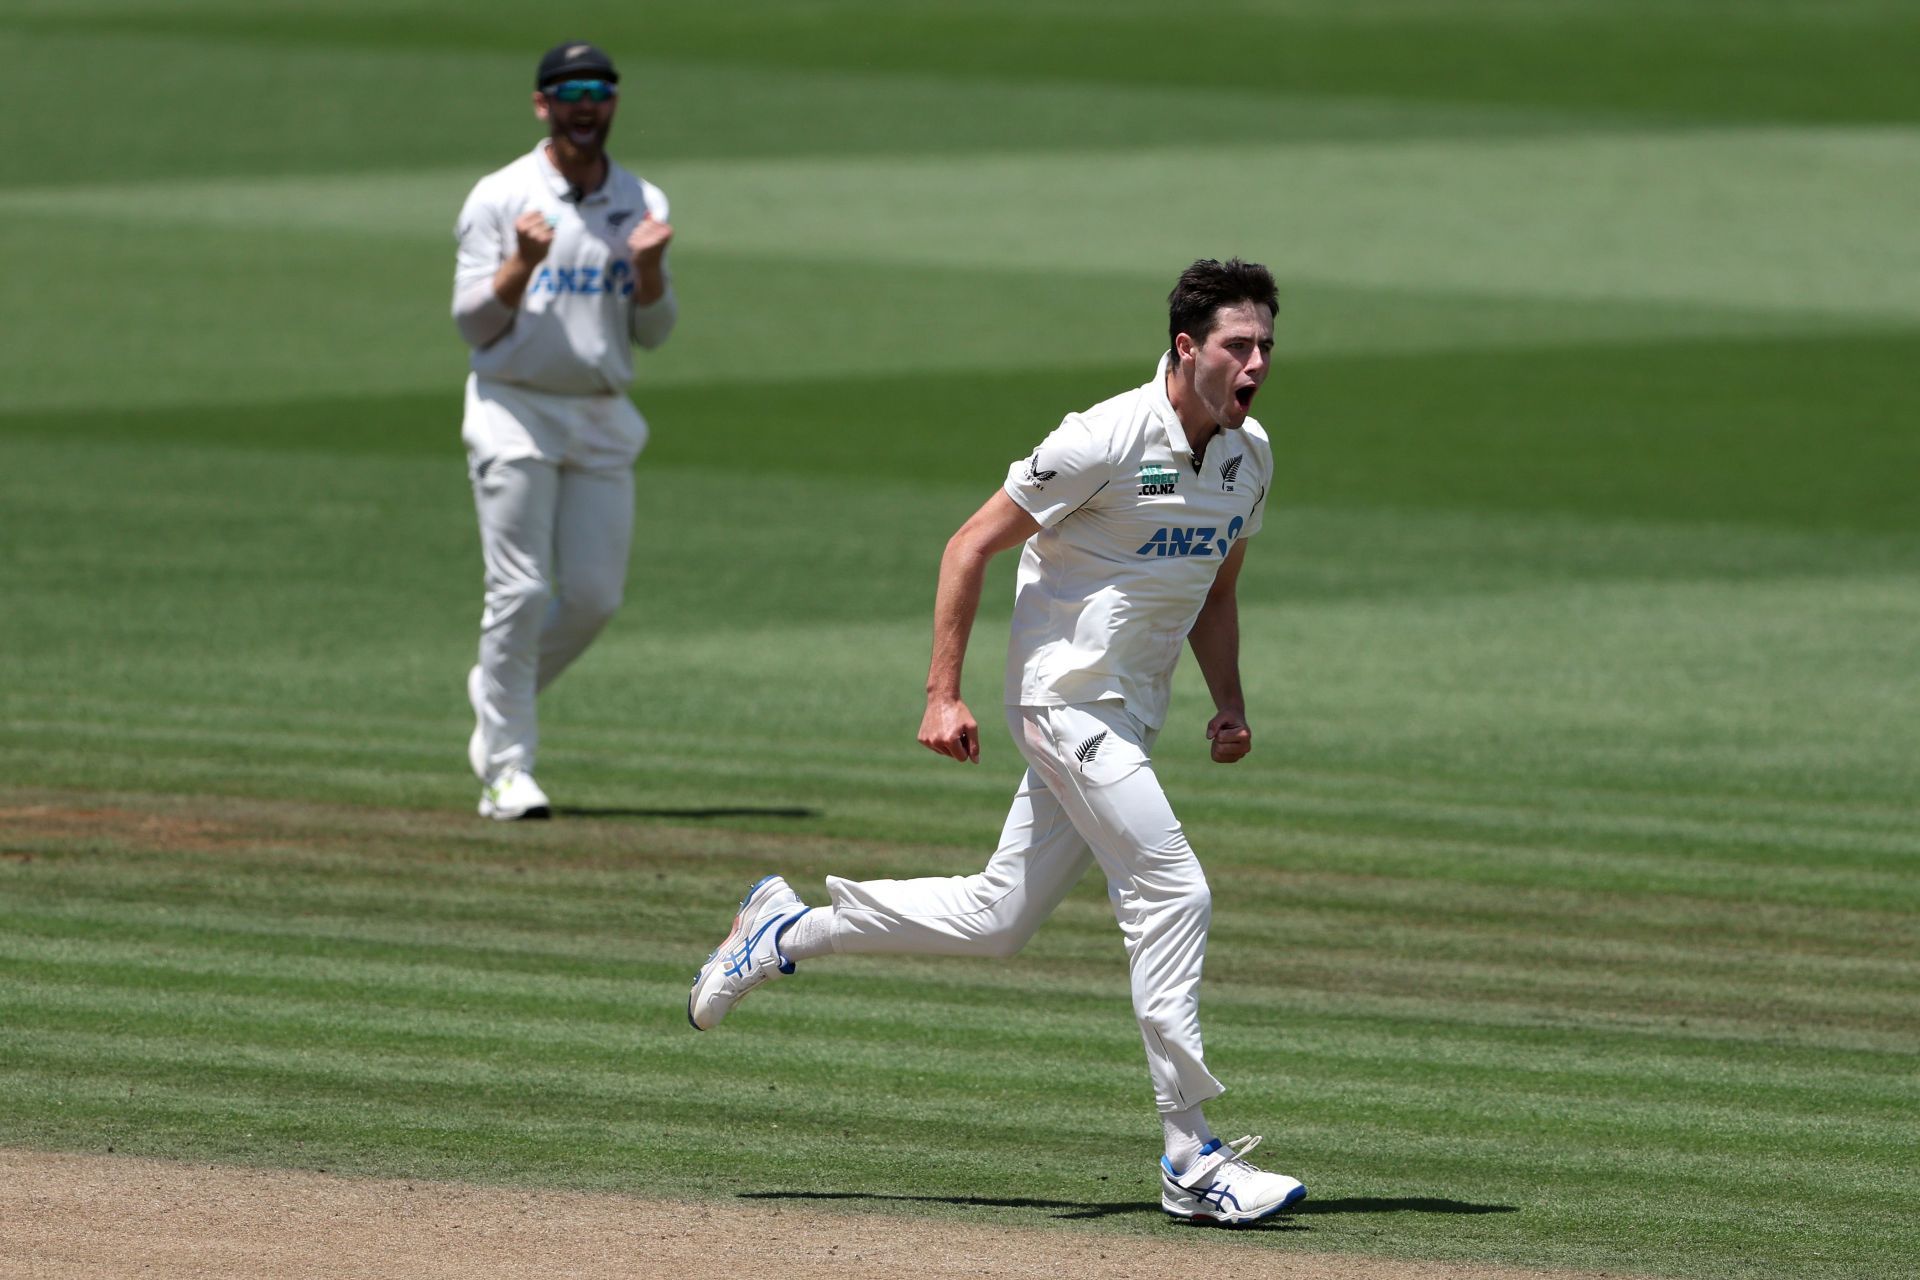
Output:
[826,701,1224,1113]
[468,460,635,781]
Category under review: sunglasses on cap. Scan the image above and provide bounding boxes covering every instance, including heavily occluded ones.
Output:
[542,79,616,103]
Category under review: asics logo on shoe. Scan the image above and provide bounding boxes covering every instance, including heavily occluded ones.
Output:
[722,916,785,978]
[1197,1183,1242,1211]
[1075,731,1107,764]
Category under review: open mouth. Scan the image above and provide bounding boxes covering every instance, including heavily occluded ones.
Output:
[1233,385,1256,410]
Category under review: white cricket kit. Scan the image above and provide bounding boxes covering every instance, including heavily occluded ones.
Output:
[822,355,1271,1114]
[1003,352,1272,730]
[452,142,678,783]
[454,141,676,402]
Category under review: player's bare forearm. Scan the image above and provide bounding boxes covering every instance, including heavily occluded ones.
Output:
[1190,539,1251,709]
[1190,540,1253,762]
[492,210,555,309]
[1188,592,1244,717]
[925,542,986,702]
[919,491,1042,762]
[632,261,669,306]
[491,255,538,309]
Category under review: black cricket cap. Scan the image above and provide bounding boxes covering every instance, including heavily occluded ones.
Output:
[536,41,619,89]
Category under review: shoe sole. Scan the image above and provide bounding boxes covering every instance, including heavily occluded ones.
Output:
[480,805,551,821]
[1163,1183,1307,1226]
[687,875,785,1031]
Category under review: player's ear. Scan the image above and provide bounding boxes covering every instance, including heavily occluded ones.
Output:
[1173,332,1195,365]
[532,90,550,122]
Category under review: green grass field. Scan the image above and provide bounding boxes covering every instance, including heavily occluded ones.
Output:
[2,3,1917,1277]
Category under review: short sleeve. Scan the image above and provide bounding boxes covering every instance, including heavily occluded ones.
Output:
[452,184,506,298]
[1002,413,1114,527]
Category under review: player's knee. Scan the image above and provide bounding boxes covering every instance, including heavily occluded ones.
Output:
[558,579,624,627]
[1176,878,1211,925]
[1138,874,1209,927]
[975,917,1040,959]
[965,882,1046,958]
[487,575,553,618]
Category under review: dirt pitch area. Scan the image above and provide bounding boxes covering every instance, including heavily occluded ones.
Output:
[3,1149,1630,1280]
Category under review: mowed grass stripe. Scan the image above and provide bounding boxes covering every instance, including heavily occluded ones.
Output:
[9,845,1912,953]
[8,819,1914,964]
[6,128,1915,318]
[5,766,1914,912]
[5,886,1913,1048]
[9,939,1912,1111]
[7,839,1912,977]
[10,999,1912,1168]
[0,21,1641,190]
[5,894,1910,1026]
[13,700,1919,860]
[9,726,1914,906]
[7,944,1909,1059]
[12,688,1919,846]
[6,1028,1907,1188]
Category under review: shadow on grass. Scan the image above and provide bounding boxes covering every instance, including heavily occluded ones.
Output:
[738,1190,1176,1222]
[1301,1197,1518,1216]
[554,806,820,820]
[738,1190,1512,1223]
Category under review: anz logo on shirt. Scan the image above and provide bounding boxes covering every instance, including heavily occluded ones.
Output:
[530,259,635,297]
[1137,516,1244,559]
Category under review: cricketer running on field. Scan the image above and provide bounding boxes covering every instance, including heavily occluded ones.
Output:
[687,259,1310,1226]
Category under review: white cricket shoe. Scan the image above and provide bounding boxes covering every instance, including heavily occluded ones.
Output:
[478,768,551,821]
[1161,1135,1307,1225]
[466,665,488,782]
[687,875,809,1030]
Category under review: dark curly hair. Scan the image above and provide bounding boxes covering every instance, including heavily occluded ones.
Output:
[1167,258,1277,354]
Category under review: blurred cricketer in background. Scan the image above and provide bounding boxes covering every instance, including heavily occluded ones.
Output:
[688,259,1310,1225]
[451,41,676,820]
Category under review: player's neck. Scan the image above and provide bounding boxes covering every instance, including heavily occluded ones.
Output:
[1165,366,1223,462]
[543,141,608,197]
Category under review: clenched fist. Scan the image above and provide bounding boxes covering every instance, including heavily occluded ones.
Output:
[511,209,555,266]
[628,213,673,305]
[1206,711,1252,764]
[626,212,672,267]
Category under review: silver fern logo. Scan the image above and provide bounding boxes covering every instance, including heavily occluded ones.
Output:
[1219,455,1243,491]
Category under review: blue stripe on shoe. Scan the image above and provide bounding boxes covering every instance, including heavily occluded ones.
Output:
[773,907,810,973]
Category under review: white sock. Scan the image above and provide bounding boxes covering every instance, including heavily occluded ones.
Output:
[1162,1105,1216,1175]
[776,907,835,962]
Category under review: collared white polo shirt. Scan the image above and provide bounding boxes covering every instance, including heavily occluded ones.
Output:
[1001,354,1272,730]
[453,142,675,397]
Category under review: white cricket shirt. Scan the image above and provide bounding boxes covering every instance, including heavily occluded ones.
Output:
[1001,354,1272,730]
[452,142,676,396]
